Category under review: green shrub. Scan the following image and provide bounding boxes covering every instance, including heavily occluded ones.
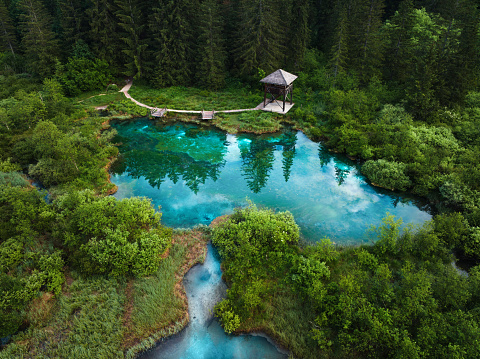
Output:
[357,249,379,271]
[371,214,402,255]
[213,204,299,261]
[0,172,29,187]
[0,158,21,172]
[61,57,112,96]
[0,237,23,273]
[362,159,412,191]
[214,299,240,334]
[54,190,171,276]
[108,100,149,117]
[0,274,26,337]
[38,251,65,295]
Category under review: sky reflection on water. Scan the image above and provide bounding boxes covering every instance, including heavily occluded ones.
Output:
[111,119,431,245]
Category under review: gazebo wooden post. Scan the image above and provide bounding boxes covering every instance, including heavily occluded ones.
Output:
[283,86,286,112]
[264,84,267,107]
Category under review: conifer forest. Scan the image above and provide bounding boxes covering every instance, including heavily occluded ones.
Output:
[2,0,480,358]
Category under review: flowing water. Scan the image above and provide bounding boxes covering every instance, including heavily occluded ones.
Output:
[140,242,287,359]
[110,119,431,245]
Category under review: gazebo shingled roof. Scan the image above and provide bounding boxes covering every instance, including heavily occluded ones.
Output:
[260,69,297,113]
[260,69,298,86]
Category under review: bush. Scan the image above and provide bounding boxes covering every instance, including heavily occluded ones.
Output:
[362,159,412,191]
[108,100,149,117]
[54,190,171,276]
[0,172,29,187]
[0,158,21,172]
[357,249,379,271]
[0,238,23,273]
[214,299,240,334]
[213,204,300,261]
[61,57,112,96]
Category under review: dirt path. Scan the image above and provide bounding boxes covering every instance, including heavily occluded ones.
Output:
[119,80,263,114]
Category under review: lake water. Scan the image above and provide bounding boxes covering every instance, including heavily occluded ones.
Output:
[110,119,431,245]
[111,119,432,358]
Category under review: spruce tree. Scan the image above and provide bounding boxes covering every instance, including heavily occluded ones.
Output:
[87,0,121,69]
[309,0,338,53]
[19,0,59,77]
[383,0,414,82]
[115,0,148,79]
[58,0,89,58]
[195,0,226,89]
[330,6,349,86]
[287,0,309,71]
[233,0,285,77]
[0,0,17,55]
[149,0,194,87]
[437,0,480,105]
[350,0,385,82]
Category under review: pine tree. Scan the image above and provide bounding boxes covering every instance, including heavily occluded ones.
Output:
[287,0,309,71]
[87,0,121,69]
[350,0,385,82]
[58,0,89,57]
[233,0,285,77]
[195,0,226,89]
[115,0,148,79]
[19,0,59,76]
[330,6,349,86]
[0,0,17,55]
[149,0,194,87]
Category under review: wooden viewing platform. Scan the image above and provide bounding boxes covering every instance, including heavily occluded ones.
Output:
[201,110,215,120]
[151,107,167,117]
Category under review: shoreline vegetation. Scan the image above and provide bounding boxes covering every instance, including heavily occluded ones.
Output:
[2,78,480,358]
[3,0,480,356]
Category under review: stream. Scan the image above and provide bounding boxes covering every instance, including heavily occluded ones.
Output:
[140,243,287,359]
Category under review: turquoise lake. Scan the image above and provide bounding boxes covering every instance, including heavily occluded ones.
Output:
[110,119,432,358]
[110,119,431,245]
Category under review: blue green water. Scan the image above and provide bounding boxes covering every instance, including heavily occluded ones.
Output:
[110,119,431,245]
[111,119,431,358]
[140,242,288,359]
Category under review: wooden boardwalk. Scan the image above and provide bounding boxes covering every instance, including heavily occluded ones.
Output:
[118,80,292,117]
[201,110,215,120]
[151,107,167,117]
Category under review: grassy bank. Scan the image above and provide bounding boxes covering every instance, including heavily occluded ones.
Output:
[0,228,210,359]
[75,83,294,135]
[128,84,262,111]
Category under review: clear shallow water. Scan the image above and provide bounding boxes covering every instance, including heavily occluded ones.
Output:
[140,242,287,359]
[111,119,431,245]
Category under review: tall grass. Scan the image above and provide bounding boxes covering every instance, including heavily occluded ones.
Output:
[128,242,187,338]
[76,92,125,108]
[129,85,262,111]
[0,276,126,359]
[124,229,210,357]
[210,111,282,134]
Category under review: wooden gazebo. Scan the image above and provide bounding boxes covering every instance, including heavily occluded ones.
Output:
[260,69,298,112]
